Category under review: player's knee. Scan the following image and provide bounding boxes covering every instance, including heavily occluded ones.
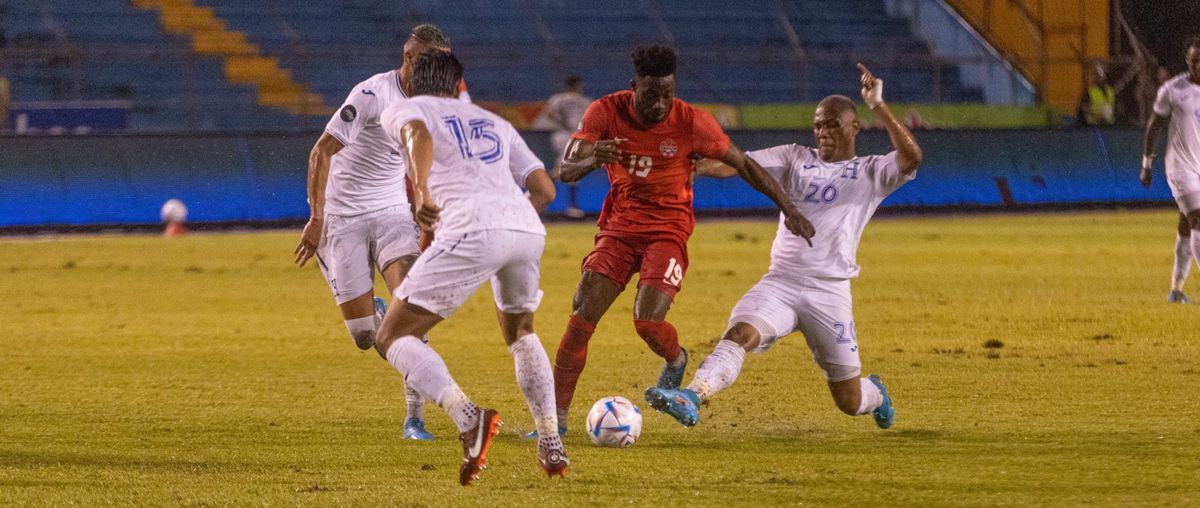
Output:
[721,323,760,351]
[633,318,661,339]
[351,328,375,349]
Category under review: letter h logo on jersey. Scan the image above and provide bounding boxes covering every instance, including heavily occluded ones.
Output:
[841,160,860,180]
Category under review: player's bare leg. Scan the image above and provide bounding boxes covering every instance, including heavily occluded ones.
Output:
[336,293,379,350]
[495,308,568,477]
[374,301,499,486]
[551,271,623,434]
[378,254,434,440]
[380,255,418,290]
[1173,211,1200,303]
[1176,208,1200,303]
[632,285,688,389]
[827,372,894,428]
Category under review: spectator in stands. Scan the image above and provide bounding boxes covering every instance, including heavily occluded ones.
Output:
[1159,65,1172,85]
[1078,62,1116,126]
[534,75,591,218]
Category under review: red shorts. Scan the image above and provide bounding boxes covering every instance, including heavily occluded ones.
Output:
[582,232,689,298]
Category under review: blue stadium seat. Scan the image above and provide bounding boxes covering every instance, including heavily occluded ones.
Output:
[0,0,982,131]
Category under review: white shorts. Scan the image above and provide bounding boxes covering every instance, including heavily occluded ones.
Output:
[727,270,861,382]
[1167,166,1200,213]
[397,229,545,319]
[316,205,421,305]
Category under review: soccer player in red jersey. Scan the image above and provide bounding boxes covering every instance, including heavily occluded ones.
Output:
[545,45,815,435]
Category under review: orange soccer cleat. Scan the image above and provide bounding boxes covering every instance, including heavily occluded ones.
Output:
[458,408,501,486]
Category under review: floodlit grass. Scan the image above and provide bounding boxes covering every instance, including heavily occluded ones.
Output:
[1,210,1197,506]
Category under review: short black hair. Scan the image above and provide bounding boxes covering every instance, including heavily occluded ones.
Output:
[565,75,582,89]
[818,95,858,117]
[411,51,463,97]
[411,23,450,50]
[631,45,677,78]
[1187,35,1200,52]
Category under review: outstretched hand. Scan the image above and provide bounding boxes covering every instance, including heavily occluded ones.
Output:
[415,202,441,233]
[784,211,816,247]
[294,217,322,267]
[857,62,884,109]
[593,139,625,165]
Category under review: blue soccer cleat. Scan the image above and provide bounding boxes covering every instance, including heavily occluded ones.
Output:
[403,417,435,441]
[657,348,688,389]
[868,374,895,429]
[1168,290,1191,304]
[644,387,701,427]
[374,296,388,318]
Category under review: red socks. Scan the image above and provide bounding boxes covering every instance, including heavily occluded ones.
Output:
[554,315,596,411]
[634,319,682,363]
[554,317,682,412]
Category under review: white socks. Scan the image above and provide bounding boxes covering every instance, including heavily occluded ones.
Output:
[350,316,426,421]
[1173,233,1193,292]
[404,384,424,422]
[1190,232,1200,287]
[344,315,378,349]
[687,340,747,400]
[856,377,883,415]
[385,336,478,432]
[508,334,559,442]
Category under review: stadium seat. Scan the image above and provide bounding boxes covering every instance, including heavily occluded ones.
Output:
[0,0,983,131]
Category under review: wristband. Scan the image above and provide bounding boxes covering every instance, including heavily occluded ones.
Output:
[864,78,884,109]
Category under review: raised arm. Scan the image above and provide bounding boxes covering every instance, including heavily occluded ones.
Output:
[717,144,815,244]
[294,132,345,266]
[397,120,440,232]
[1142,113,1169,188]
[857,63,922,176]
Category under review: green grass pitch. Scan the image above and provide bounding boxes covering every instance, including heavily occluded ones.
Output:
[1,210,1197,506]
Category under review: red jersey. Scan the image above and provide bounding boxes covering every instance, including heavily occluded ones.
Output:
[572,91,730,240]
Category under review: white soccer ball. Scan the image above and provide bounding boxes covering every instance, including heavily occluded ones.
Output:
[160,199,188,223]
[585,395,642,448]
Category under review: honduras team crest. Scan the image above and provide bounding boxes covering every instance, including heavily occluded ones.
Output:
[659,139,678,157]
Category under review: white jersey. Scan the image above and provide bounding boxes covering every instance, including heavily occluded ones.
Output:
[1154,73,1200,181]
[322,70,471,217]
[381,95,546,238]
[747,145,914,279]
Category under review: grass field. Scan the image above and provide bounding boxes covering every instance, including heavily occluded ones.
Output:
[1,210,1198,506]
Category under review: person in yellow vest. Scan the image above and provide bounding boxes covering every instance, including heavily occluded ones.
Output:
[1078,63,1116,126]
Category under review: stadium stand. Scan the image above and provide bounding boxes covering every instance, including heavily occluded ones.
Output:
[0,0,311,130]
[1,0,983,131]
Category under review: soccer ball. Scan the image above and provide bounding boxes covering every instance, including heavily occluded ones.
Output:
[160,199,188,223]
[585,396,642,448]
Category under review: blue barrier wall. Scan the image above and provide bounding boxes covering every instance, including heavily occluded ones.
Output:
[0,129,1172,227]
